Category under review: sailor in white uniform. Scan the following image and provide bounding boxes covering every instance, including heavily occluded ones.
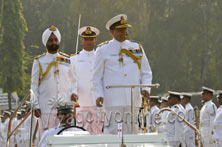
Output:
[181,93,195,147]
[0,111,10,147]
[14,111,26,147]
[22,102,39,147]
[70,26,103,134]
[199,86,217,147]
[39,102,85,147]
[213,91,222,147]
[31,25,78,135]
[166,91,184,147]
[158,96,170,133]
[93,14,152,134]
[146,96,160,132]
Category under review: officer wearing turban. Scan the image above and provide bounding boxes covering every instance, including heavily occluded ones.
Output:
[31,25,78,135]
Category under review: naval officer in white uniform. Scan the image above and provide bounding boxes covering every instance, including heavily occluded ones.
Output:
[213,91,222,147]
[199,87,217,147]
[146,96,160,133]
[31,25,78,135]
[166,91,184,147]
[71,26,103,134]
[93,14,152,134]
[181,93,195,147]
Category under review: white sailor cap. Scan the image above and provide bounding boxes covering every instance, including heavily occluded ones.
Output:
[161,96,168,101]
[168,91,181,99]
[216,90,222,98]
[202,86,215,95]
[42,25,61,46]
[16,111,22,115]
[157,98,162,103]
[181,93,192,99]
[149,96,160,99]
[78,26,99,38]
[3,111,11,115]
[20,107,26,112]
[105,14,132,30]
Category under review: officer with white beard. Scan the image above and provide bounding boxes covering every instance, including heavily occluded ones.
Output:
[93,14,152,134]
[213,91,222,147]
[70,26,103,134]
[31,25,78,135]
[199,86,217,147]
[181,93,195,147]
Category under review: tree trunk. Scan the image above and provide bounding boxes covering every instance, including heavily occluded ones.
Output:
[8,92,12,110]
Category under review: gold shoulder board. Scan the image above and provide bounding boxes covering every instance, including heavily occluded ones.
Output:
[97,40,110,47]
[59,52,70,58]
[70,51,80,56]
[34,52,46,59]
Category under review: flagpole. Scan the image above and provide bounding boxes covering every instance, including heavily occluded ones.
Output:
[75,14,81,54]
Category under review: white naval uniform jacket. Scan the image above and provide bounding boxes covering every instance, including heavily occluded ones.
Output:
[166,104,184,142]
[158,107,170,133]
[93,39,152,107]
[70,49,95,106]
[200,100,217,138]
[184,103,195,133]
[147,105,159,132]
[0,118,9,146]
[31,52,77,114]
[213,105,222,141]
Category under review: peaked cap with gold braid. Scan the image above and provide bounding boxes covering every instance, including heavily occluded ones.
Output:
[106,14,132,30]
[78,26,100,38]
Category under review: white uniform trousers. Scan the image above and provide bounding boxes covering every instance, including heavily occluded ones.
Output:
[184,130,195,147]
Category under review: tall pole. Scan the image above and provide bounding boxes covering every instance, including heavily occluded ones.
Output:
[75,14,81,54]
[131,87,135,133]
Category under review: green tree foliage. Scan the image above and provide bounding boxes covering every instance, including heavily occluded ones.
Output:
[0,0,28,109]
[0,0,221,105]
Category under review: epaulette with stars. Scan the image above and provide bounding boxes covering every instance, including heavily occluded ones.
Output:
[59,52,70,58]
[34,52,46,59]
[97,40,110,47]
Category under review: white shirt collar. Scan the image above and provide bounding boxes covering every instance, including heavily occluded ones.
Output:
[81,49,94,56]
[112,38,127,46]
[46,52,59,59]
[205,100,212,105]
[151,105,157,110]
[185,103,190,108]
